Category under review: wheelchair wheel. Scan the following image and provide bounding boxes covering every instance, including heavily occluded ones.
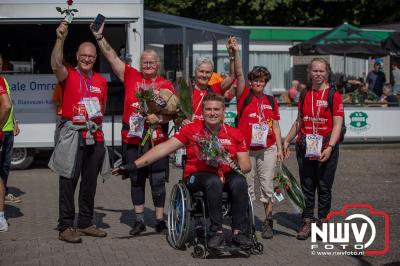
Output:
[167,181,191,249]
[192,244,206,259]
[251,242,264,255]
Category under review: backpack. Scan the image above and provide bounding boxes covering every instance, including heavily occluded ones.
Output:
[234,91,275,127]
[299,84,346,143]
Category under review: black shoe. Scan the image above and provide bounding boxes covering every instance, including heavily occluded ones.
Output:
[207,232,224,249]
[129,221,146,236]
[232,233,252,248]
[261,218,274,239]
[155,220,168,234]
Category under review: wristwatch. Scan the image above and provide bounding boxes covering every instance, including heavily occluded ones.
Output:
[328,144,335,149]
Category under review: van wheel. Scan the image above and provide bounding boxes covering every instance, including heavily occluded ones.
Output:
[11,148,34,170]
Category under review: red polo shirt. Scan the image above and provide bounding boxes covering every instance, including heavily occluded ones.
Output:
[173,120,247,179]
[237,86,280,150]
[298,84,344,140]
[61,67,108,141]
[0,76,8,96]
[122,65,175,144]
[192,83,222,120]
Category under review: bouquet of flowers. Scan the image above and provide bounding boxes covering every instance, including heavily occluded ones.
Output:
[135,83,179,146]
[196,133,244,180]
[273,162,305,211]
[56,0,78,24]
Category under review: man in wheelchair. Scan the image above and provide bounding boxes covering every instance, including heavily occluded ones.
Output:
[113,93,253,249]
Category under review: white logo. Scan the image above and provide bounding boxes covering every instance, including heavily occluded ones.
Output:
[311,214,376,248]
[90,86,102,93]
[219,139,232,145]
[249,112,257,118]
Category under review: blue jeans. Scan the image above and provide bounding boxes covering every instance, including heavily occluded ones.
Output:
[0,131,14,194]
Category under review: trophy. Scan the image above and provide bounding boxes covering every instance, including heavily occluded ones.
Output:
[56,0,78,24]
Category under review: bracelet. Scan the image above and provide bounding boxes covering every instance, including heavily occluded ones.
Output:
[229,56,235,60]
[96,35,104,41]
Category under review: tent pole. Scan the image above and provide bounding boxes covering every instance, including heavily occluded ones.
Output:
[343,54,346,94]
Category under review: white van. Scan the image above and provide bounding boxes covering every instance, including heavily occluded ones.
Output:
[0,0,143,169]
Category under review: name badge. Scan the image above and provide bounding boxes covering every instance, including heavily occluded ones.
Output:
[72,103,87,124]
[128,113,144,138]
[305,134,323,158]
[250,123,268,147]
[82,97,102,120]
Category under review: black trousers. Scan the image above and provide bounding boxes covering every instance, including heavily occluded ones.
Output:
[122,143,168,208]
[296,144,339,219]
[186,171,248,233]
[58,140,105,231]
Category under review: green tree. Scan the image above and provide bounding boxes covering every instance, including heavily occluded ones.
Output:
[145,0,400,27]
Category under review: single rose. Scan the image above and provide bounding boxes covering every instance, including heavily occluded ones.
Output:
[67,0,73,6]
[274,187,282,194]
[284,183,290,191]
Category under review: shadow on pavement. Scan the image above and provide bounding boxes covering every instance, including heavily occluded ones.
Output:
[274,212,302,232]
[4,204,23,219]
[95,206,158,229]
[7,186,26,197]
[93,211,110,229]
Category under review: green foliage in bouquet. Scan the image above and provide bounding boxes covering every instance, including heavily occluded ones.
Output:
[177,79,192,121]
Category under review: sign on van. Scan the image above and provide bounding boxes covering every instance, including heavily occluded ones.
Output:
[4,74,57,111]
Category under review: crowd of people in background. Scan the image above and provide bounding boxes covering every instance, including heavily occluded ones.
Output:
[280,61,400,108]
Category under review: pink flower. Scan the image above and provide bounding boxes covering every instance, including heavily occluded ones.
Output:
[67,0,73,6]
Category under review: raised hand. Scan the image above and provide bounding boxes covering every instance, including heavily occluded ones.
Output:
[90,22,104,39]
[56,22,68,41]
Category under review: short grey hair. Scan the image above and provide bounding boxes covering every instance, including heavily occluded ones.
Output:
[195,57,214,71]
[140,49,160,63]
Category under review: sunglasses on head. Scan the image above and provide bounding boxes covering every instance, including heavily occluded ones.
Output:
[252,66,268,72]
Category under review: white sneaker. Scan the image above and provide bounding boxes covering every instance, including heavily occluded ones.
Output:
[4,193,22,203]
[0,218,8,232]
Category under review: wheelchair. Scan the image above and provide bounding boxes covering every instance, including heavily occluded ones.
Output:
[167,180,264,258]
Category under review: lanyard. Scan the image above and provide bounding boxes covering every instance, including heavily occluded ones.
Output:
[311,84,327,134]
[256,95,266,123]
[78,70,92,101]
[194,86,206,117]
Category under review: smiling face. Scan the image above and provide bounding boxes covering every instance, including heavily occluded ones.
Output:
[195,63,213,89]
[249,76,267,94]
[76,42,97,75]
[140,51,159,79]
[202,100,225,127]
[310,61,328,87]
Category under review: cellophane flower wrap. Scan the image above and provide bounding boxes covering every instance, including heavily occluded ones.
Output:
[274,162,306,211]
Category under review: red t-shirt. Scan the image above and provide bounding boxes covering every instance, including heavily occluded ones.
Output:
[298,84,344,140]
[0,76,8,96]
[122,65,175,144]
[192,83,222,120]
[237,87,280,150]
[61,67,108,141]
[173,120,247,179]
